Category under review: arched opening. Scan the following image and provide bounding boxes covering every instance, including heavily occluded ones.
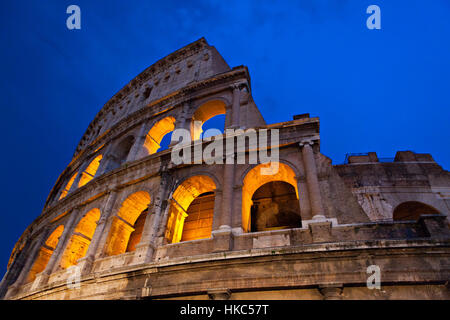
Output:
[126,209,148,252]
[165,175,216,243]
[105,136,135,172]
[143,116,176,155]
[393,201,440,221]
[242,162,299,233]
[250,181,301,232]
[59,172,78,200]
[201,114,226,139]
[59,209,100,269]
[78,154,103,188]
[105,191,151,256]
[26,225,64,283]
[191,100,226,141]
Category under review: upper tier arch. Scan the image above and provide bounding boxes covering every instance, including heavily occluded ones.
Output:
[74,38,230,157]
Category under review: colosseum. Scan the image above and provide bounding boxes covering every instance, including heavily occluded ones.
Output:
[1,38,449,300]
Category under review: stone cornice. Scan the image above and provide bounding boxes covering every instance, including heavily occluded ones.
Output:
[10,236,450,300]
[74,38,213,157]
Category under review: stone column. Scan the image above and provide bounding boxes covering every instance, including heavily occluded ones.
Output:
[5,230,49,298]
[44,207,80,276]
[221,163,234,230]
[77,189,119,274]
[211,188,223,231]
[231,184,244,234]
[170,102,191,147]
[93,191,121,259]
[299,140,325,219]
[212,162,234,252]
[155,199,171,241]
[296,176,312,221]
[131,201,156,264]
[69,162,90,193]
[230,85,241,129]
[95,143,114,177]
[126,122,149,162]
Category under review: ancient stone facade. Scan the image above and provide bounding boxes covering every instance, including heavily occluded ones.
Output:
[1,38,449,300]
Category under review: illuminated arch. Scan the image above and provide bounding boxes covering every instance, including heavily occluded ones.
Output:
[59,172,78,200]
[393,201,440,221]
[165,175,216,243]
[26,225,64,283]
[78,154,103,188]
[59,209,100,269]
[241,162,299,232]
[105,191,151,256]
[143,116,176,155]
[191,100,226,141]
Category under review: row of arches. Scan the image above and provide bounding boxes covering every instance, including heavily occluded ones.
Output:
[59,155,103,200]
[57,100,228,202]
[27,191,152,282]
[30,160,442,284]
[29,162,303,282]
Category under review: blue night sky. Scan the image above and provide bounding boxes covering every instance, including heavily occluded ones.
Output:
[0,0,449,276]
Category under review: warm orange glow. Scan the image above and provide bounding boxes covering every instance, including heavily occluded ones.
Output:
[105,191,151,256]
[181,192,215,242]
[126,210,148,252]
[60,209,100,269]
[27,225,64,283]
[192,100,226,140]
[165,175,216,243]
[78,154,103,188]
[242,162,298,232]
[59,172,78,200]
[143,116,176,155]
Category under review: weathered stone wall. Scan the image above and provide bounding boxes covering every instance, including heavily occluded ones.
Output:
[335,151,450,222]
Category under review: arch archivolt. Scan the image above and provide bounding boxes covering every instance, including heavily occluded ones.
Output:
[237,157,302,186]
[188,95,231,141]
[169,168,223,196]
[240,161,301,233]
[142,115,176,155]
[189,94,232,116]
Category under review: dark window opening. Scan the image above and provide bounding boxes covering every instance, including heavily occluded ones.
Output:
[250,181,301,232]
[393,201,440,221]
